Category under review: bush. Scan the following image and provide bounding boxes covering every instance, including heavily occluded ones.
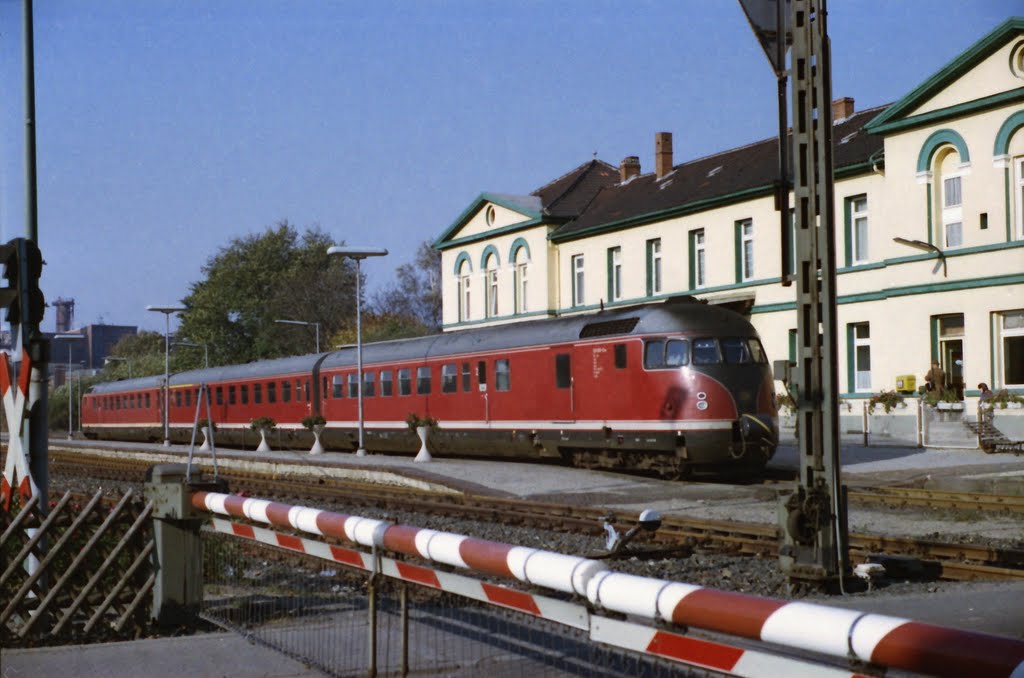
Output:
[200,419,217,432]
[250,416,277,432]
[301,414,326,430]
[991,390,1024,409]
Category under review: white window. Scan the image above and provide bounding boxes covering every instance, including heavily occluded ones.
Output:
[572,254,585,306]
[458,261,472,322]
[852,196,869,264]
[610,247,623,301]
[942,175,963,249]
[852,323,871,392]
[998,310,1024,387]
[694,230,706,288]
[485,255,498,318]
[740,220,754,281]
[516,262,528,313]
[1015,156,1024,239]
[649,239,662,294]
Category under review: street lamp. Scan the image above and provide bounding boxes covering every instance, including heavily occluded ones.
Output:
[173,341,209,369]
[274,319,321,353]
[326,246,388,456]
[147,305,185,446]
[104,356,133,379]
[55,333,84,440]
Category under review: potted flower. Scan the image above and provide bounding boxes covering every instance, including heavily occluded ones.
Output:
[302,415,327,455]
[250,416,276,452]
[868,389,905,414]
[406,413,438,462]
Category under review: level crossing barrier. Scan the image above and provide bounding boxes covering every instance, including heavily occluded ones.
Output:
[174,483,1024,678]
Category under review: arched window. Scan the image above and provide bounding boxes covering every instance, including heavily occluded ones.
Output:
[994,110,1024,240]
[917,129,970,248]
[484,253,499,318]
[510,239,531,314]
[456,257,472,322]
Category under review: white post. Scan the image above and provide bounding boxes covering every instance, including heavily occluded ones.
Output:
[414,425,432,462]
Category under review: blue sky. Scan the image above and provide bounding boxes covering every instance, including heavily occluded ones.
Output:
[0,1,1018,333]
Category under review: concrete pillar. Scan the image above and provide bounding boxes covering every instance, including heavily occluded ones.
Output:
[144,463,221,627]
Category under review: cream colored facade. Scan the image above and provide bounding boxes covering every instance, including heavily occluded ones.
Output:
[435,19,1024,404]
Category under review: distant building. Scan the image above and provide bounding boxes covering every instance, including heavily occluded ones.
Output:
[434,18,1024,408]
[50,324,138,387]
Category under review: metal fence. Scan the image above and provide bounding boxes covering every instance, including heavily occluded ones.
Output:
[201,530,689,677]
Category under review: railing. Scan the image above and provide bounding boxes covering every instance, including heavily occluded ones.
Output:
[185,487,1024,678]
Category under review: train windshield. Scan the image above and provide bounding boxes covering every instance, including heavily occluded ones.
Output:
[644,339,689,369]
[645,337,767,368]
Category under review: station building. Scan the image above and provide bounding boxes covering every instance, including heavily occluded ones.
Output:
[433,18,1024,408]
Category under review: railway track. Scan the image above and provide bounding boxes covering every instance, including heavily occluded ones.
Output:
[48,448,1024,583]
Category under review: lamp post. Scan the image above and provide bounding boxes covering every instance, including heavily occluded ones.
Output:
[104,356,133,379]
[274,319,321,353]
[326,246,388,456]
[147,305,185,446]
[173,341,209,369]
[55,333,84,440]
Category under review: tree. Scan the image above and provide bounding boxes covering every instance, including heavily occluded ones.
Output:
[371,240,442,332]
[177,222,358,365]
[102,331,166,380]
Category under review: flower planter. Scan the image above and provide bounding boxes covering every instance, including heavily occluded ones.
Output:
[414,425,432,462]
[199,426,212,452]
[309,424,325,455]
[256,428,272,452]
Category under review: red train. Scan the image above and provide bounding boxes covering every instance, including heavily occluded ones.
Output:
[82,297,779,476]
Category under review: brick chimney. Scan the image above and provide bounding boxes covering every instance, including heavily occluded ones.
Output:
[655,132,673,179]
[832,97,855,121]
[620,156,641,183]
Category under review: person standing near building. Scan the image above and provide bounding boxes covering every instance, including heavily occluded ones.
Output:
[924,360,945,393]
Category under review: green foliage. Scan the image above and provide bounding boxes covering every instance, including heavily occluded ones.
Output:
[47,372,105,432]
[868,389,905,413]
[406,412,438,432]
[372,241,442,332]
[301,414,326,430]
[991,390,1024,409]
[250,416,276,432]
[178,222,358,365]
[923,387,960,406]
[776,391,796,413]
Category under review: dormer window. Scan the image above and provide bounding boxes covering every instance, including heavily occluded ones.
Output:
[485,205,496,226]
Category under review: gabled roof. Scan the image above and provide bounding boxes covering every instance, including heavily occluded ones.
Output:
[532,159,619,218]
[864,16,1024,135]
[551,106,884,242]
[434,160,619,249]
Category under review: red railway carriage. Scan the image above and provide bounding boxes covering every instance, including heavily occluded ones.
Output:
[82,297,778,476]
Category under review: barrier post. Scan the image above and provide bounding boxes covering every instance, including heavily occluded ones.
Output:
[400,583,410,677]
[862,401,869,447]
[145,463,223,627]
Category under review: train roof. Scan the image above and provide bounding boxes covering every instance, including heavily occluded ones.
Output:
[86,298,755,394]
[321,296,755,369]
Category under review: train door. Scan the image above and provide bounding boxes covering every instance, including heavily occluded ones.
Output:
[551,351,576,421]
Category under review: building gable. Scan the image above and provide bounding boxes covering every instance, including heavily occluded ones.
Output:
[865,17,1024,135]
[433,193,544,249]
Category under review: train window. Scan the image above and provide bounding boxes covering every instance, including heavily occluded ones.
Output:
[417,366,431,394]
[254,383,262,404]
[229,385,237,405]
[216,387,223,405]
[749,339,768,364]
[146,393,151,408]
[175,391,182,408]
[495,359,511,391]
[722,338,753,364]
[644,340,666,369]
[282,381,291,403]
[130,394,135,409]
[294,380,302,401]
[363,372,375,397]
[241,385,249,404]
[555,354,571,388]
[348,373,358,398]
[614,344,627,369]
[666,339,690,367]
[398,368,412,396]
[268,382,276,403]
[477,361,487,386]
[305,380,310,402]
[322,377,328,400]
[381,370,393,396]
[692,338,723,365]
[442,364,457,393]
[185,390,191,408]
[332,375,343,398]
[461,362,471,391]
